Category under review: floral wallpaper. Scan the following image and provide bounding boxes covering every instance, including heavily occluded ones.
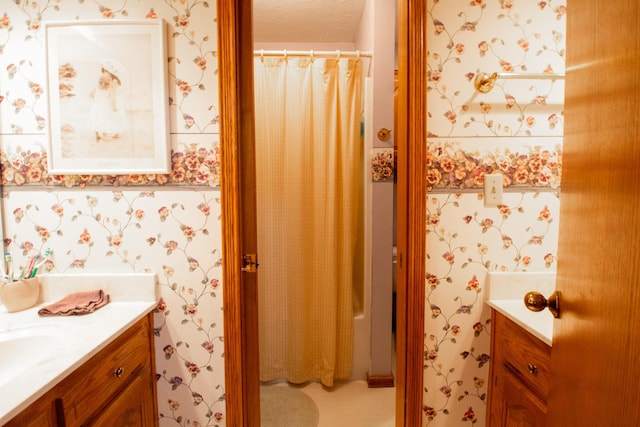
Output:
[3,189,226,425]
[423,191,559,425]
[425,0,565,426]
[0,1,219,137]
[428,0,565,138]
[0,1,225,426]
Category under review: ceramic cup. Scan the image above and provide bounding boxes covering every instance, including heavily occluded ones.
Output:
[0,277,41,313]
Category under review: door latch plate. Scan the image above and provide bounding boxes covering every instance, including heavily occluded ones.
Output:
[242,254,258,273]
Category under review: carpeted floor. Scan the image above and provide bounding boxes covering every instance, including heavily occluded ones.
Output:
[260,385,320,427]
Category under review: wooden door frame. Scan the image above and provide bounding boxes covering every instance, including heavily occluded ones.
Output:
[217,0,426,425]
[395,0,427,425]
[218,1,260,426]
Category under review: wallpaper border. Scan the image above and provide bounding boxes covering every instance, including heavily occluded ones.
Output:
[1,144,220,189]
[427,140,562,192]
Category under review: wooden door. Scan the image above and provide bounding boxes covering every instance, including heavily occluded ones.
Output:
[218,1,261,426]
[217,1,427,426]
[547,1,640,425]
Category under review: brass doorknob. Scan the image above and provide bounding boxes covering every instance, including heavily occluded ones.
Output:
[524,290,560,318]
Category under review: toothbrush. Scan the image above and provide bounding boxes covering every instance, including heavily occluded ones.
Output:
[19,254,38,280]
[4,252,13,282]
[29,248,52,279]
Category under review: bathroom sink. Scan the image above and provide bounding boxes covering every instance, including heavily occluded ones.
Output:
[0,325,63,386]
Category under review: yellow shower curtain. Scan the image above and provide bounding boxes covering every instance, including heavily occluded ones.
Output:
[254,55,363,387]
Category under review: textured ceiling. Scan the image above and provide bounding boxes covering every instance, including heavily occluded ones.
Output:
[253,0,367,43]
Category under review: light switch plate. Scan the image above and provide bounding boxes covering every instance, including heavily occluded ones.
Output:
[484,174,503,207]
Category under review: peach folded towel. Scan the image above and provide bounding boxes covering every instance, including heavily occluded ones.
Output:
[38,289,110,316]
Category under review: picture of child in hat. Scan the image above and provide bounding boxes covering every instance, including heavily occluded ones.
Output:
[88,61,127,142]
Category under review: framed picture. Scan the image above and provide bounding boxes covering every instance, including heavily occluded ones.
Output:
[44,20,170,174]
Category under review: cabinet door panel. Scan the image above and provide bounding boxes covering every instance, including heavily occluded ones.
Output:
[89,371,156,427]
[495,365,547,427]
[3,398,58,427]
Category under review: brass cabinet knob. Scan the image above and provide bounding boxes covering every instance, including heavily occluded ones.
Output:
[113,367,125,378]
[524,290,561,318]
[527,363,538,375]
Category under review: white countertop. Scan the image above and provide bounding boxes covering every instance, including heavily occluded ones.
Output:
[0,273,157,424]
[485,272,555,346]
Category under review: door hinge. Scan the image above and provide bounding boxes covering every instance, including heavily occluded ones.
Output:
[241,254,258,273]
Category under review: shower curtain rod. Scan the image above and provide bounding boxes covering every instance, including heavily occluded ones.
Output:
[254,49,373,59]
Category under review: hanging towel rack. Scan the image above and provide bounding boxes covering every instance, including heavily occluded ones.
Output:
[474,71,565,93]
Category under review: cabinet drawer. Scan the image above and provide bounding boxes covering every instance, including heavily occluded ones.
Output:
[57,316,152,426]
[493,311,551,401]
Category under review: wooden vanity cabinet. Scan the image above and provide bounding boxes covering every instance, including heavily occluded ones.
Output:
[4,312,158,427]
[487,310,552,427]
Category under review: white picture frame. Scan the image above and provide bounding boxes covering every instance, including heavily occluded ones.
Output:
[44,20,170,175]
